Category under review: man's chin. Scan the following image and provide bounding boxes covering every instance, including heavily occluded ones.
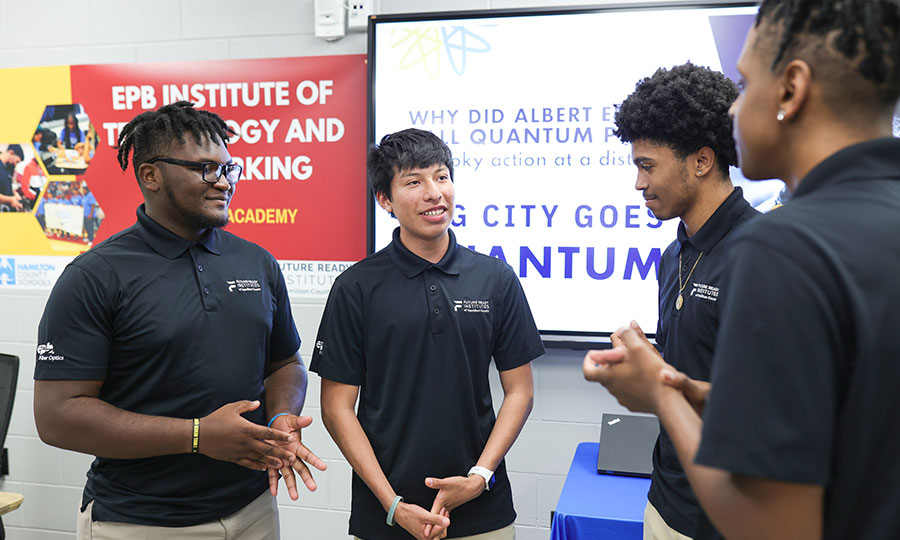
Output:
[197,212,229,230]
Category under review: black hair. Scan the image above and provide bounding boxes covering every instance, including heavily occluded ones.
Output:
[367,128,454,202]
[115,101,235,180]
[613,62,738,176]
[756,0,900,109]
[60,112,82,146]
[6,144,24,161]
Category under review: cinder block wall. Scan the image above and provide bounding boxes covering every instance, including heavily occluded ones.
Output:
[0,0,686,537]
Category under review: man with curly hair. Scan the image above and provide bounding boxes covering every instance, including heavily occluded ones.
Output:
[611,62,758,540]
[586,0,900,538]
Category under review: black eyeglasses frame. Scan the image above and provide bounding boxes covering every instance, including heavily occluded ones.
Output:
[146,157,242,185]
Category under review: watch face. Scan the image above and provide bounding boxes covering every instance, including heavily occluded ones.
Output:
[488,474,496,490]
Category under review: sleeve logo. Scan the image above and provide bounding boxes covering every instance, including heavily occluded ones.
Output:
[37,341,65,362]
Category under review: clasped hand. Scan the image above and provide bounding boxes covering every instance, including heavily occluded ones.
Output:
[419,473,486,538]
[582,321,711,415]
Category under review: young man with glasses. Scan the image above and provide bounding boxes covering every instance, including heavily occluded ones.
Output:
[34,101,325,539]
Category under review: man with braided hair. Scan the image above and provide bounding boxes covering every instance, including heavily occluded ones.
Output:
[613,62,758,540]
[585,1,900,539]
[34,101,325,539]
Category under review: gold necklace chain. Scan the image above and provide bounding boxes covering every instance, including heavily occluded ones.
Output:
[676,249,703,310]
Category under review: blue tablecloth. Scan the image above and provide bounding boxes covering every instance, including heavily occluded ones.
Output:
[550,442,650,540]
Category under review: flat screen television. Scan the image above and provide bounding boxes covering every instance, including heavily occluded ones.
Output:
[367,1,786,345]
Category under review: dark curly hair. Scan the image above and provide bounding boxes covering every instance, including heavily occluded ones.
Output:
[613,62,738,177]
[367,128,454,201]
[116,101,235,181]
[755,0,900,111]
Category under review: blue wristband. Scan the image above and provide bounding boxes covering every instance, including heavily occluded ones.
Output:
[386,495,403,526]
[266,412,289,427]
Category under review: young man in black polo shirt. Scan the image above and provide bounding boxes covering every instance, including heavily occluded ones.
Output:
[34,102,325,538]
[584,1,900,539]
[311,128,544,540]
[611,63,758,540]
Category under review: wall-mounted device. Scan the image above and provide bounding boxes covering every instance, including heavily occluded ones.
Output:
[315,0,346,41]
[347,2,372,32]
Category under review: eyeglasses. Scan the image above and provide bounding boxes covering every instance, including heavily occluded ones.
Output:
[146,157,242,185]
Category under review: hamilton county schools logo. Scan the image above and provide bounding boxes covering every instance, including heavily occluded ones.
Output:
[225,279,261,293]
[0,258,15,286]
[37,341,65,362]
[453,299,490,313]
[690,282,719,302]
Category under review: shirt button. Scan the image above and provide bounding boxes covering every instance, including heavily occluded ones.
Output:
[429,284,437,292]
[204,287,210,295]
[433,308,440,315]
[681,265,688,272]
[197,264,204,272]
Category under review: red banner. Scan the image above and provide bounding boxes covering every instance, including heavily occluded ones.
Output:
[69,55,367,261]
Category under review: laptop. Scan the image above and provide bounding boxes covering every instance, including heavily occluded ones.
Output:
[596,413,659,478]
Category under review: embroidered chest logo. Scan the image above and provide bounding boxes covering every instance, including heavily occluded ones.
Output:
[37,341,65,362]
[453,299,491,313]
[226,279,261,293]
[689,283,719,302]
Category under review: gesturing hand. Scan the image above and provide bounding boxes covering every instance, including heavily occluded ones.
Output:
[198,400,295,471]
[266,414,328,500]
[583,324,671,414]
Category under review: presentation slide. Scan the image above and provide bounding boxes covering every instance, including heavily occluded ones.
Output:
[370,4,784,339]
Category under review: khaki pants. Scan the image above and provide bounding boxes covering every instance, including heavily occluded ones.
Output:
[643,501,693,540]
[356,522,515,540]
[77,491,279,540]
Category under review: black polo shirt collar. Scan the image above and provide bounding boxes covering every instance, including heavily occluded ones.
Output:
[387,227,461,278]
[675,186,750,254]
[134,204,221,259]
[794,137,900,199]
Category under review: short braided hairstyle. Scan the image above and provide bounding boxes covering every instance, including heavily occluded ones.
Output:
[614,62,739,177]
[116,101,236,181]
[755,0,900,110]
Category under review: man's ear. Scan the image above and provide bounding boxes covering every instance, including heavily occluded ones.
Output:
[777,59,813,122]
[693,146,716,177]
[376,190,393,215]
[138,163,161,193]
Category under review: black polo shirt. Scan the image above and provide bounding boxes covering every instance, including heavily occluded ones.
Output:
[697,138,900,540]
[310,227,544,540]
[650,187,759,537]
[35,204,300,527]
